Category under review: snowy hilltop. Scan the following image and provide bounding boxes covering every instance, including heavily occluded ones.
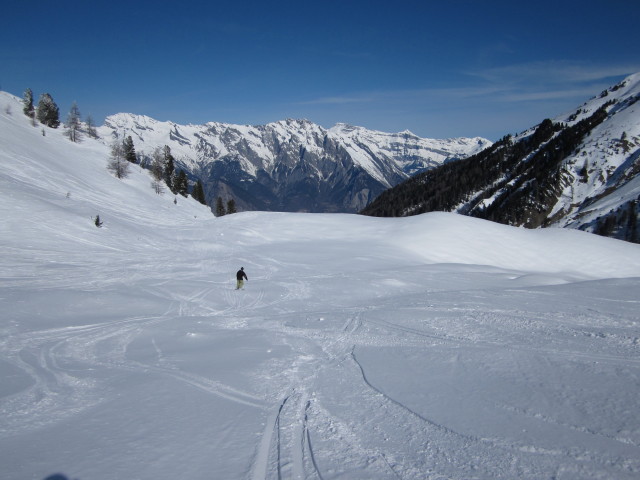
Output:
[98,114,490,213]
[363,73,640,243]
[1,89,640,479]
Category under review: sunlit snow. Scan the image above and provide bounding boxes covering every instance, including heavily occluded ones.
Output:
[1,92,640,480]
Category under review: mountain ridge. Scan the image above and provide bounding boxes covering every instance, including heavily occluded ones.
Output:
[98,113,491,212]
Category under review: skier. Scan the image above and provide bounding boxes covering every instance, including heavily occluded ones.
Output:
[236,267,248,290]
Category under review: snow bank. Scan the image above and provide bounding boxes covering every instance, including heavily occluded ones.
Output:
[217,211,640,281]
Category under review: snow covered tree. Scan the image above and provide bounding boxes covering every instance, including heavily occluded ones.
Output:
[107,141,130,178]
[226,198,237,214]
[215,196,226,217]
[192,180,206,205]
[65,102,82,142]
[123,136,137,163]
[22,88,35,118]
[36,93,60,128]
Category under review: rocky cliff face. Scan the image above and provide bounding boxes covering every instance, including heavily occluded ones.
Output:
[99,116,490,212]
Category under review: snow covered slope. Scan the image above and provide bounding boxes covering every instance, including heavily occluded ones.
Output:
[2,92,640,479]
[549,73,640,231]
[98,113,490,212]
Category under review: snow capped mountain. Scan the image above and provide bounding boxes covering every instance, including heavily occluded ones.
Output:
[363,72,640,243]
[549,73,640,232]
[98,114,490,212]
[328,122,489,179]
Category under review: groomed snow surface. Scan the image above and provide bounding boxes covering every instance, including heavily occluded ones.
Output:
[1,93,640,480]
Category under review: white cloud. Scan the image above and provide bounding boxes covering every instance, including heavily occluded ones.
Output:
[468,60,640,86]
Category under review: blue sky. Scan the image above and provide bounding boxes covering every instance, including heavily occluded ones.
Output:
[2,0,639,140]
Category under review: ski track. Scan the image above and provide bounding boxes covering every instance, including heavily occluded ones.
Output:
[4,271,640,479]
[0,274,273,437]
[257,303,473,478]
[249,305,360,479]
[240,276,640,479]
[1,316,157,434]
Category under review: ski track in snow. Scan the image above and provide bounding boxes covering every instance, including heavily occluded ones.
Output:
[3,245,640,479]
[6,264,640,479]
[240,275,640,479]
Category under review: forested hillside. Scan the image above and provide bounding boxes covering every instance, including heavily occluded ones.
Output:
[362,74,640,243]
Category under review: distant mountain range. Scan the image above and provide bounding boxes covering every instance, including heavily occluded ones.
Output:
[362,73,640,243]
[98,116,490,213]
[5,72,637,243]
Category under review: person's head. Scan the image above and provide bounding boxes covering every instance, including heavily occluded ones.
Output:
[241,267,244,270]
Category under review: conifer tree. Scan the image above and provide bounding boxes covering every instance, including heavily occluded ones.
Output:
[192,180,206,205]
[216,196,226,217]
[23,88,35,118]
[163,145,175,192]
[36,93,60,128]
[174,170,189,196]
[107,141,130,178]
[226,198,237,214]
[65,102,82,142]
[123,136,137,163]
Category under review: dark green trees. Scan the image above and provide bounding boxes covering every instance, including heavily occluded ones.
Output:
[23,88,35,118]
[163,146,175,192]
[215,196,238,216]
[174,170,189,196]
[215,196,226,216]
[192,180,206,205]
[123,136,137,163]
[36,93,60,128]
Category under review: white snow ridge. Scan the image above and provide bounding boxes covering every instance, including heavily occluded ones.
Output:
[1,91,640,480]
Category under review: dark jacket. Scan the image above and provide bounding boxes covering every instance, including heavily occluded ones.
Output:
[236,269,248,281]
